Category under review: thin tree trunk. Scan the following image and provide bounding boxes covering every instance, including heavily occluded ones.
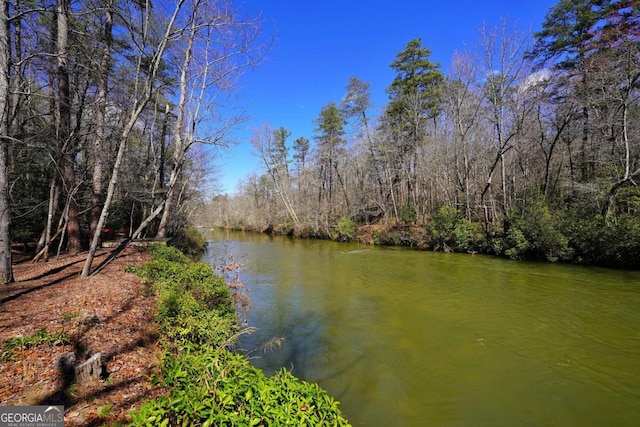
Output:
[156,7,196,239]
[56,0,81,254]
[0,0,13,283]
[82,0,186,277]
[8,0,22,137]
[39,177,60,261]
[90,0,113,237]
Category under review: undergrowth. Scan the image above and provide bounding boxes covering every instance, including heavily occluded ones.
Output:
[129,245,350,426]
[1,328,70,362]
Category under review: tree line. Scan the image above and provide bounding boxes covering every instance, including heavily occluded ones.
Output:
[205,0,640,267]
[0,0,266,282]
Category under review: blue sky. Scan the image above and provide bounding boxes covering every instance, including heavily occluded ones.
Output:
[212,0,559,195]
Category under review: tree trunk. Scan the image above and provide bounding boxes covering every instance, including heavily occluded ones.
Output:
[156,10,195,239]
[82,0,186,277]
[90,0,113,237]
[0,0,13,283]
[56,0,81,254]
[36,177,61,262]
[155,175,175,239]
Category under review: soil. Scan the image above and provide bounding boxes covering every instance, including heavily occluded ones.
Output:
[0,247,163,426]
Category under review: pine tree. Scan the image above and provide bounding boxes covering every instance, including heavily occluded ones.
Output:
[529,0,610,69]
[314,102,348,217]
[385,38,443,217]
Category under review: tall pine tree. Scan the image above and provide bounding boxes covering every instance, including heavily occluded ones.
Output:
[385,38,443,217]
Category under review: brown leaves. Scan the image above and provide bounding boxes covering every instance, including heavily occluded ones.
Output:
[0,248,164,425]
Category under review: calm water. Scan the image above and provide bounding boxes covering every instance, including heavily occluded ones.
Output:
[203,230,640,426]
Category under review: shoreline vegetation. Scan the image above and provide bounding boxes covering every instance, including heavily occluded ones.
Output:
[210,200,640,270]
[196,3,640,275]
[129,245,351,426]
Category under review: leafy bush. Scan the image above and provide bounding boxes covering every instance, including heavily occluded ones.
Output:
[605,214,640,267]
[452,219,486,253]
[563,210,640,267]
[148,245,190,263]
[503,192,573,262]
[503,228,530,260]
[424,206,487,253]
[169,225,207,258]
[335,217,358,242]
[132,349,349,426]
[398,204,416,224]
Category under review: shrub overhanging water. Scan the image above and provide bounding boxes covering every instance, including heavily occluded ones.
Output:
[129,245,351,426]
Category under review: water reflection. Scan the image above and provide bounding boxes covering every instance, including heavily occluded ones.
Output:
[204,230,640,427]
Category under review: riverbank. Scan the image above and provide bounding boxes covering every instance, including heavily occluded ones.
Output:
[129,245,350,425]
[0,247,160,425]
[0,245,351,425]
[1,245,351,425]
[225,205,640,269]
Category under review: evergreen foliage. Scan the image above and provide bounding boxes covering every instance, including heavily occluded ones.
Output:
[169,225,208,258]
[387,38,444,120]
[529,0,610,68]
[503,191,573,262]
[334,217,358,242]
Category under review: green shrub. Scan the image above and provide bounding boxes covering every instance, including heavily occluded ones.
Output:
[427,206,459,250]
[133,245,190,287]
[425,207,487,253]
[372,230,381,246]
[162,310,235,349]
[563,211,640,267]
[503,191,573,262]
[148,245,189,264]
[132,348,349,426]
[605,214,640,267]
[398,204,416,224]
[452,219,486,253]
[335,217,358,242]
[169,225,208,258]
[503,228,530,260]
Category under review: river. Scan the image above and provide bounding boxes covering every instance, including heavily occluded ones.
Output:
[203,229,640,426]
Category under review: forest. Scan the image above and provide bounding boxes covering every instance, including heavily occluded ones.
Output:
[0,0,266,283]
[203,0,640,268]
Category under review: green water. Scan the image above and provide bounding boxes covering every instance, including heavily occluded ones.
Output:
[204,230,640,426]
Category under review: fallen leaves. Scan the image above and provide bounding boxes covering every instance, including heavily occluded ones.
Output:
[0,247,164,425]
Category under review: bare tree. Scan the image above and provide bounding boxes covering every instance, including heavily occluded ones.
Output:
[475,19,532,226]
[588,38,640,218]
[81,0,189,276]
[443,51,483,219]
[155,0,265,238]
[251,123,299,225]
[82,0,265,275]
[90,0,113,238]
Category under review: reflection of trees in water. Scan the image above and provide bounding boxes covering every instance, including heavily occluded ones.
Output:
[237,309,364,387]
